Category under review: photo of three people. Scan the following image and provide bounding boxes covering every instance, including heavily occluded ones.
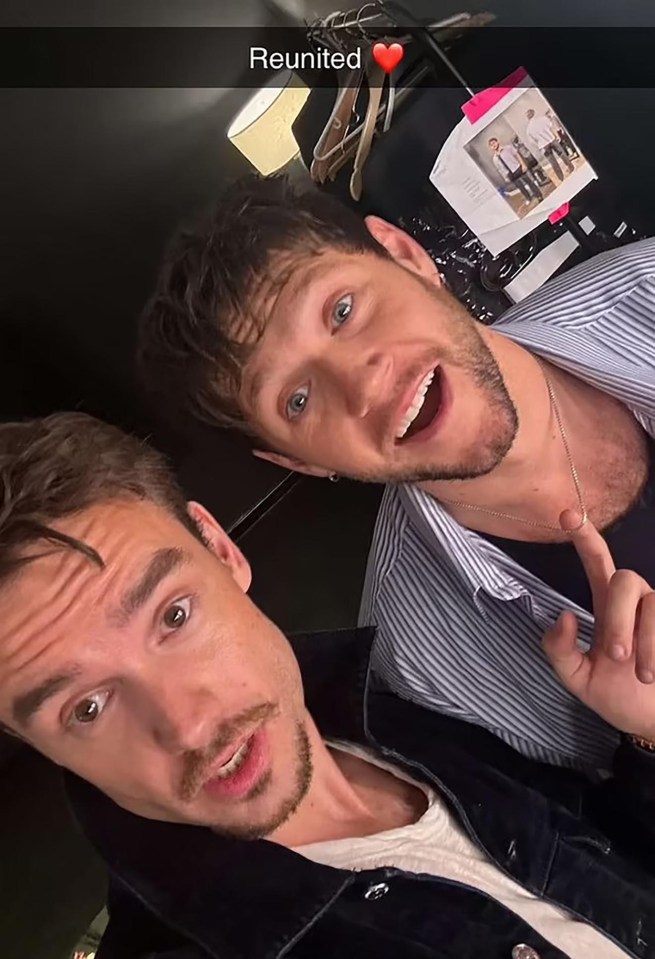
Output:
[466,90,588,219]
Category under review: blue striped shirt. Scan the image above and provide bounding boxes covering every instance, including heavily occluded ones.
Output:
[359,237,655,772]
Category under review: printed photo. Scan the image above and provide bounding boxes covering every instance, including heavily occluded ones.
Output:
[465,89,588,220]
[429,72,597,256]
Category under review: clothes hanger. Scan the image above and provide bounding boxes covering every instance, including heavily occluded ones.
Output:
[310,64,365,183]
[310,10,367,184]
[350,59,386,200]
[310,4,396,189]
[307,4,495,197]
[318,62,433,182]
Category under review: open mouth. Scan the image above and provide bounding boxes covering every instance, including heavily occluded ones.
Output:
[213,738,252,779]
[395,366,444,444]
[202,728,268,801]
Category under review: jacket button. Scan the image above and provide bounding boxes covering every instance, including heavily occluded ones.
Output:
[512,946,541,959]
[364,882,389,901]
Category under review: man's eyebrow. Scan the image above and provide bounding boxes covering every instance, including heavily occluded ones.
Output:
[279,256,340,305]
[109,547,189,627]
[12,666,83,728]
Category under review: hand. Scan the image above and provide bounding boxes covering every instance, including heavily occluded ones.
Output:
[543,510,655,740]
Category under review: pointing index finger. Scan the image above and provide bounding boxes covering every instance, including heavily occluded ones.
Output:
[561,509,616,617]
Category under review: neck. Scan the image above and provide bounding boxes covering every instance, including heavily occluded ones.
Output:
[271,715,424,848]
[421,333,587,527]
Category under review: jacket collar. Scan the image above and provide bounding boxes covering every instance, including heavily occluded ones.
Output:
[67,627,377,959]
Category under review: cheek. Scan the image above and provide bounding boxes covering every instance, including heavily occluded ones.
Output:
[246,616,303,703]
[201,602,300,698]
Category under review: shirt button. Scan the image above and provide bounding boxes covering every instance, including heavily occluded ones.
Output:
[512,946,541,959]
[364,882,389,901]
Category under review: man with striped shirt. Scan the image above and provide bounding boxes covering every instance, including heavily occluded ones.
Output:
[138,175,655,774]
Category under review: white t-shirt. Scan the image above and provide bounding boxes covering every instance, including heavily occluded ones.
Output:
[295,743,627,959]
[527,115,558,150]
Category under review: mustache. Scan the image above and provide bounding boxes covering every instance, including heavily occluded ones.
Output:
[178,701,277,802]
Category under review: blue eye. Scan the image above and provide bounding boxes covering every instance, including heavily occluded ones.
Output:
[286,385,309,420]
[332,294,353,327]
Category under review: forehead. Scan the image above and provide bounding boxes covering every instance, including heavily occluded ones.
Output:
[2,498,190,610]
[241,250,385,397]
[256,251,348,330]
[0,500,194,697]
[230,252,342,380]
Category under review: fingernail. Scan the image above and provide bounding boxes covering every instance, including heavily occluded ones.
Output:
[640,670,654,684]
[610,644,627,661]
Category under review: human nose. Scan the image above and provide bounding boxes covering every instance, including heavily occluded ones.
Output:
[146,676,218,754]
[338,350,392,419]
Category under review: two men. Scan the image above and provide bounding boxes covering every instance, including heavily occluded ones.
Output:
[526,108,575,182]
[138,174,655,772]
[1,413,655,959]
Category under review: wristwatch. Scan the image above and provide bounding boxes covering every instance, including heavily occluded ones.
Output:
[627,735,655,753]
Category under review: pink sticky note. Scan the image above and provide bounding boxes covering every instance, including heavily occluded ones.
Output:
[462,66,529,123]
[548,202,570,224]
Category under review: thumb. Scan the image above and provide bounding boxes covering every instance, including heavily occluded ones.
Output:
[543,610,590,695]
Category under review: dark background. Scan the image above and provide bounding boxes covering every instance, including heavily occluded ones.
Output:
[2,2,655,957]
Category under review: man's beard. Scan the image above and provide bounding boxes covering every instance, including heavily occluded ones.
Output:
[207,720,313,842]
[353,285,519,486]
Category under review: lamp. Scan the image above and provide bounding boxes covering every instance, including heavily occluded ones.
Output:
[227,71,310,175]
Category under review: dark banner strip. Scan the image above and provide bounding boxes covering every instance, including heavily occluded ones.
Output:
[1,27,655,88]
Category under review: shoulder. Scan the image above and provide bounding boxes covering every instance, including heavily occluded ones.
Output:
[496,237,655,334]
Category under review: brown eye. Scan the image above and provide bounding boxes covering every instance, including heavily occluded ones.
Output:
[163,598,191,630]
[72,691,110,725]
[74,700,98,723]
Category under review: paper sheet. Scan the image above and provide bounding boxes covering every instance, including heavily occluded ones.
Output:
[429,73,597,256]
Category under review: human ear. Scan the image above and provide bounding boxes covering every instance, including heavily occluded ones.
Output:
[365,215,442,286]
[186,501,252,591]
[252,449,333,478]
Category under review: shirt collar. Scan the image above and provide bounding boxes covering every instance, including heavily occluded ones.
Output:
[66,627,376,959]
[398,483,527,601]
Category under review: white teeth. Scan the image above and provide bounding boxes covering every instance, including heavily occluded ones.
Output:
[396,370,435,439]
[214,739,250,779]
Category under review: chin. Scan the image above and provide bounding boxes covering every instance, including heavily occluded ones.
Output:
[388,428,514,484]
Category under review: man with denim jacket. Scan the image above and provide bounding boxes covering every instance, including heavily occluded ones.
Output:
[1,414,655,958]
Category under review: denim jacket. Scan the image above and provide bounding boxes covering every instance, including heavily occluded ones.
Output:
[67,627,655,959]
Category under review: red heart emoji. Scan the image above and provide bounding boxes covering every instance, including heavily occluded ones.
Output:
[372,42,404,74]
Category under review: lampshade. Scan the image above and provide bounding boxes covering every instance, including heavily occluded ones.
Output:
[227,71,310,175]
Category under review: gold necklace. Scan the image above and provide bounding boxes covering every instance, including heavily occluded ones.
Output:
[440,364,588,533]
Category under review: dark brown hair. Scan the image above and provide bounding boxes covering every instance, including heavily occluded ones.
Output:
[0,412,197,586]
[136,172,390,435]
